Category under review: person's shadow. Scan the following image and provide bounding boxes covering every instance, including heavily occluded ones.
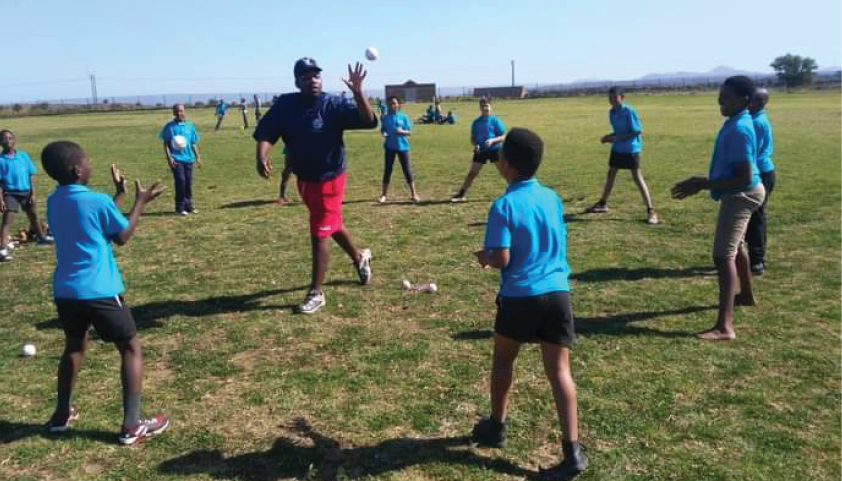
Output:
[0,420,114,445]
[571,266,715,283]
[158,417,539,481]
[576,305,716,337]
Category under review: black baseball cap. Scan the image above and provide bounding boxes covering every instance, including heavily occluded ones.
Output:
[294,57,322,78]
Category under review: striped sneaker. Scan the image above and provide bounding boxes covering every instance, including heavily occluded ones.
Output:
[119,414,169,446]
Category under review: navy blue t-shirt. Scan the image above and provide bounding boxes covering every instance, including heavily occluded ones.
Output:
[253,93,378,182]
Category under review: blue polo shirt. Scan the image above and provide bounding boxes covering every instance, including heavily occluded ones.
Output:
[709,110,761,201]
[159,120,200,163]
[47,185,130,300]
[472,115,506,152]
[253,92,378,182]
[216,102,228,116]
[751,109,775,174]
[0,150,37,192]
[484,178,570,297]
[609,104,643,154]
[381,112,411,152]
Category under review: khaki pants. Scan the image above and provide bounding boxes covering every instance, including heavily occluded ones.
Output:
[712,184,766,259]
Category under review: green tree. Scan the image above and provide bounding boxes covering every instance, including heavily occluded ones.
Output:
[770,54,818,89]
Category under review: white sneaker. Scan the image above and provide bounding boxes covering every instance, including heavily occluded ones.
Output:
[0,247,12,262]
[356,249,372,285]
[377,195,387,204]
[295,290,326,314]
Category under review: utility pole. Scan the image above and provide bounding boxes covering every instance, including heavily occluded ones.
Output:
[89,74,98,106]
[511,60,515,87]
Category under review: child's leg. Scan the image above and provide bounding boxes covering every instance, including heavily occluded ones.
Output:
[457,162,484,195]
[279,157,293,202]
[310,234,331,292]
[23,198,47,237]
[184,164,194,211]
[598,167,619,204]
[630,168,655,210]
[172,163,186,212]
[1,210,14,246]
[539,342,578,442]
[331,227,361,265]
[115,336,143,429]
[490,334,522,423]
[215,115,223,131]
[734,244,756,306]
[54,333,89,418]
[397,151,417,198]
[382,150,397,198]
[701,254,738,340]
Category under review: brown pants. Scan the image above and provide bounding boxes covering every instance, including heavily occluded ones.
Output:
[712,184,766,259]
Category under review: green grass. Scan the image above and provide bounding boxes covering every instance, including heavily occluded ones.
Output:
[1,90,839,480]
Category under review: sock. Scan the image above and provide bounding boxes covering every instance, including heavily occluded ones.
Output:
[56,390,72,417]
[123,393,141,429]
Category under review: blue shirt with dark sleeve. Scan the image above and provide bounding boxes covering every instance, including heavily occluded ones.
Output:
[381,112,411,152]
[0,150,37,192]
[253,93,378,182]
[47,185,130,300]
[216,102,228,116]
[751,109,775,174]
[158,120,200,163]
[609,104,643,154]
[483,178,571,297]
[471,114,506,152]
[709,110,761,201]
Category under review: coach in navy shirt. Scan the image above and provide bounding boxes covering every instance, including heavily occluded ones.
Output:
[253,58,377,314]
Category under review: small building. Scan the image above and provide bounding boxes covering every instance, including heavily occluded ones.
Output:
[473,86,528,99]
[384,80,437,103]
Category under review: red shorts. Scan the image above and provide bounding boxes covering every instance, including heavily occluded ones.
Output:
[298,173,346,238]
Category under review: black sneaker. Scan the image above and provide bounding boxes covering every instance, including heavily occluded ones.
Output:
[470,417,507,448]
[751,262,764,275]
[539,441,588,480]
[450,190,467,203]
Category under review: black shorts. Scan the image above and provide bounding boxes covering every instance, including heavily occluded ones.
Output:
[609,151,640,170]
[55,296,137,343]
[472,150,500,164]
[494,291,576,346]
[3,191,31,213]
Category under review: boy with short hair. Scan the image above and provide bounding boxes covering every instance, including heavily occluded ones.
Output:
[159,104,202,215]
[41,140,169,445]
[473,128,587,478]
[586,86,659,224]
[0,129,53,261]
[745,88,775,275]
[451,97,506,202]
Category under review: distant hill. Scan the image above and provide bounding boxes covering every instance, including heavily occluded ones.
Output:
[640,66,766,80]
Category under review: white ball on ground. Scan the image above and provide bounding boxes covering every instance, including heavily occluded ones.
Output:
[365,47,379,61]
[428,283,437,293]
[20,343,36,357]
[402,279,412,290]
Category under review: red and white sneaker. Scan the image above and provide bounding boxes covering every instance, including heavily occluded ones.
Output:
[119,414,170,446]
[46,406,79,433]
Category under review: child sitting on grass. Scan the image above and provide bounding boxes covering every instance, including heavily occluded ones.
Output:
[42,140,170,445]
[473,127,587,479]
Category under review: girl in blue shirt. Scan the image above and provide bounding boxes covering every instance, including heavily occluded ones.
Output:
[672,76,766,341]
[379,96,420,203]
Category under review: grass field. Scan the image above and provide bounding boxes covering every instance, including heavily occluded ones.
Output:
[1,90,839,481]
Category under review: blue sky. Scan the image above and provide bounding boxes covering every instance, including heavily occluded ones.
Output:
[2,0,840,102]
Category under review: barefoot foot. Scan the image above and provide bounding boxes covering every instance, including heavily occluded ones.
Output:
[734,292,757,306]
[696,328,736,341]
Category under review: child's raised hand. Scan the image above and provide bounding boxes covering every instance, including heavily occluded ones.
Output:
[111,164,127,194]
[134,179,166,204]
[671,176,706,200]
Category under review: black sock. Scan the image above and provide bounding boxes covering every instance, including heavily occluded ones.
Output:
[56,390,72,417]
[123,393,141,429]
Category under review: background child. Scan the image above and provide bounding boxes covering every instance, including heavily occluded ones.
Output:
[0,129,52,262]
[451,97,506,202]
[473,128,587,478]
[253,94,263,124]
[41,141,169,445]
[214,99,228,131]
[159,104,202,215]
[277,146,296,205]
[240,98,249,129]
[671,76,765,341]
[746,88,775,275]
[379,96,419,203]
[586,86,659,225]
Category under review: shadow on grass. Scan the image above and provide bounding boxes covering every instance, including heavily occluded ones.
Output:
[158,417,535,481]
[571,266,715,283]
[576,305,717,337]
[0,420,114,445]
[220,199,279,209]
[35,280,358,331]
[451,330,494,341]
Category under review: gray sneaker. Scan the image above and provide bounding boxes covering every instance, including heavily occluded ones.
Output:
[0,247,12,262]
[356,249,372,285]
[295,290,326,314]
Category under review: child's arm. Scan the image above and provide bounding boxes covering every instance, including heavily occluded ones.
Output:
[671,163,753,199]
[0,185,6,213]
[114,180,165,246]
[483,135,505,149]
[475,248,510,269]
[110,164,128,207]
[28,175,36,202]
[163,141,175,169]
[192,144,202,168]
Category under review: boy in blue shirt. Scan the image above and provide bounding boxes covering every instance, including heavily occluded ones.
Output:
[379,96,420,203]
[586,87,659,225]
[451,97,506,202]
[159,104,202,215]
[672,76,765,341]
[214,99,228,131]
[41,140,169,445]
[0,129,53,261]
[240,98,249,129]
[745,88,775,275]
[473,128,587,478]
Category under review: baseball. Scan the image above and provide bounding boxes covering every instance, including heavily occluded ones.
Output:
[428,283,437,293]
[20,343,36,357]
[365,46,379,61]
[402,279,412,290]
